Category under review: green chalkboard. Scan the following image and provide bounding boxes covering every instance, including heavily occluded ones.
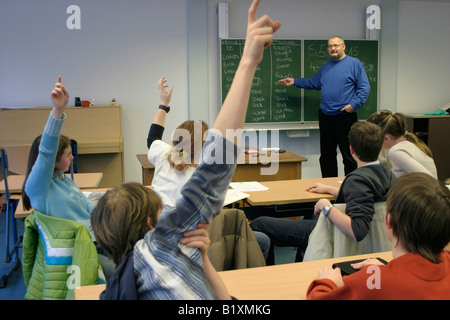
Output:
[221,39,302,124]
[303,39,378,121]
[220,39,378,126]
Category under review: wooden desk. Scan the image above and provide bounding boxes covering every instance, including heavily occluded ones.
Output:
[13,198,32,218]
[0,106,124,188]
[234,151,307,182]
[14,186,109,219]
[136,151,308,186]
[74,251,392,300]
[219,251,392,300]
[244,177,343,206]
[136,154,155,186]
[0,172,103,194]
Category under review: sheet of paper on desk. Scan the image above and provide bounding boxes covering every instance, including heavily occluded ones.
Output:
[223,188,249,206]
[83,191,106,201]
[229,181,269,192]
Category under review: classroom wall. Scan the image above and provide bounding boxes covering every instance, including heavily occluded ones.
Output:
[0,0,190,184]
[1,0,449,183]
[396,0,450,112]
[205,0,450,178]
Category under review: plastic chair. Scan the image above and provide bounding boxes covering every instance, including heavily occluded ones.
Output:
[70,139,78,174]
[2,145,30,175]
[0,148,23,288]
[303,202,391,261]
[64,139,78,179]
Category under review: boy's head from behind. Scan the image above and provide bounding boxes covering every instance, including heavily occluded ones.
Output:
[348,121,383,162]
[386,172,450,263]
[91,182,162,266]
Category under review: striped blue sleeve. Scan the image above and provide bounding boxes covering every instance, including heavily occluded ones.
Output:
[154,131,240,244]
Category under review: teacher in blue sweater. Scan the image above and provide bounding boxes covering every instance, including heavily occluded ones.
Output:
[279,36,370,177]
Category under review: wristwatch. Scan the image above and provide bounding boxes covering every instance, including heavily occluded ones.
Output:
[159,104,170,113]
[321,204,334,217]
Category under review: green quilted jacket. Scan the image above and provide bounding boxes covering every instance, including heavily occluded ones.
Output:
[22,210,104,300]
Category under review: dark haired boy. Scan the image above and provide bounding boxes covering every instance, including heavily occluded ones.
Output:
[251,121,396,260]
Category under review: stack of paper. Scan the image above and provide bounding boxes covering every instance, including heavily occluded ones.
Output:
[223,188,250,206]
[229,181,269,192]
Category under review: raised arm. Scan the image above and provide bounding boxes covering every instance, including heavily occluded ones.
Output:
[24,76,69,201]
[51,75,69,119]
[152,76,173,127]
[147,77,173,148]
[180,223,231,300]
[212,0,281,140]
[154,0,281,240]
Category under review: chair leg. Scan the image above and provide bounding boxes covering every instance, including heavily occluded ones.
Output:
[0,255,21,289]
[1,198,22,289]
[4,200,12,263]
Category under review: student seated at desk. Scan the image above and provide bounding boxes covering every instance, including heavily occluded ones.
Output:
[307,172,450,300]
[146,76,208,212]
[21,76,115,279]
[147,75,270,261]
[367,110,438,179]
[251,121,396,261]
[90,0,281,300]
[91,183,230,299]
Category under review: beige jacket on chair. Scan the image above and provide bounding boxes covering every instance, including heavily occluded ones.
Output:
[207,209,266,271]
[303,202,391,261]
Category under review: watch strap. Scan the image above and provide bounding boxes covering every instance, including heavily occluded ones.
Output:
[321,204,333,217]
[159,104,170,113]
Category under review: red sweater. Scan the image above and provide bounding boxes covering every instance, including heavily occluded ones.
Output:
[307,251,450,300]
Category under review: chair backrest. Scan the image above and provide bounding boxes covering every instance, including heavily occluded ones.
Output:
[63,139,78,179]
[23,210,104,300]
[207,208,266,271]
[70,139,78,174]
[303,202,391,261]
[2,145,30,175]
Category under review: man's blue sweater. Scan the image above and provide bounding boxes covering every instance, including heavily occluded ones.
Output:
[294,56,370,115]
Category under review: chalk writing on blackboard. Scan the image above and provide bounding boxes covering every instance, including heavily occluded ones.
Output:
[221,39,302,124]
[221,39,378,126]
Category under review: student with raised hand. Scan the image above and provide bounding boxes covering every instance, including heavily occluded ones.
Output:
[92,183,230,299]
[91,0,281,299]
[147,76,271,261]
[22,76,94,233]
[307,172,450,300]
[22,76,115,278]
[367,110,438,179]
[146,76,208,212]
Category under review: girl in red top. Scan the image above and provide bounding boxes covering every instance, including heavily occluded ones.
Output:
[307,172,450,300]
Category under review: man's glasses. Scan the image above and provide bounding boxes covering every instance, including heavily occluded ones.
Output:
[328,44,343,49]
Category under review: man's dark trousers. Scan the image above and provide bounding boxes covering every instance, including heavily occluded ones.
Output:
[318,109,357,177]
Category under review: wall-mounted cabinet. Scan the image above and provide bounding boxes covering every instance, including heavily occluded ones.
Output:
[0,105,124,188]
